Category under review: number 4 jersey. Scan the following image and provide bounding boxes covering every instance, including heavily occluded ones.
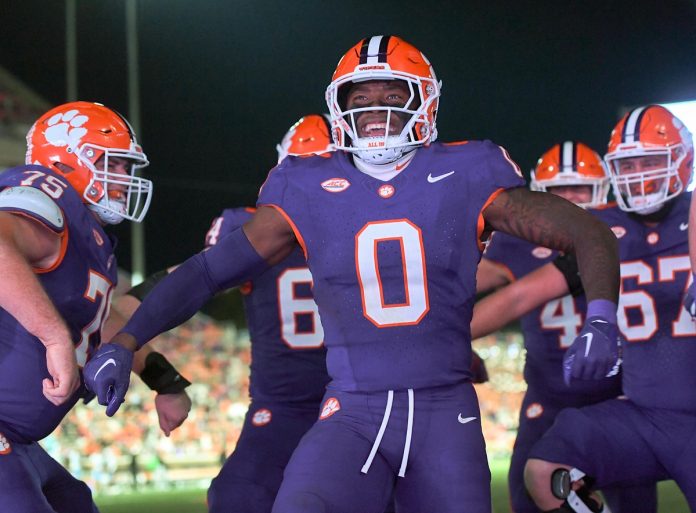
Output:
[0,165,118,443]
[482,232,621,403]
[258,141,525,392]
[205,207,329,404]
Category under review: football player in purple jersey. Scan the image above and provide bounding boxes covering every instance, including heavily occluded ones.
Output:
[86,36,620,513]
[476,142,657,513]
[117,113,334,513]
[0,101,190,513]
[472,105,695,512]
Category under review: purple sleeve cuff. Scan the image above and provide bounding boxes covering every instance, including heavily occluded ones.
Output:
[586,299,618,324]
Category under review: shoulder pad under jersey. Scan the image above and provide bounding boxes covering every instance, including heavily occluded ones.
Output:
[0,186,65,232]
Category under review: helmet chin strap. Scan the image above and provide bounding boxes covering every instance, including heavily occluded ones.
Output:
[352,134,410,165]
[88,199,126,225]
[353,149,416,181]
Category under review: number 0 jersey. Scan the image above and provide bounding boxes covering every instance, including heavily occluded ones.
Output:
[205,207,329,404]
[483,233,621,404]
[0,165,117,443]
[258,141,525,392]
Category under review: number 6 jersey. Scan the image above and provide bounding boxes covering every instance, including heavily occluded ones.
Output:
[0,165,118,443]
[258,141,525,392]
[205,207,329,405]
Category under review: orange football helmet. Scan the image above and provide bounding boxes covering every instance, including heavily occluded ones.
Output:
[25,101,152,224]
[275,114,334,164]
[325,35,441,165]
[530,141,610,208]
[604,104,693,214]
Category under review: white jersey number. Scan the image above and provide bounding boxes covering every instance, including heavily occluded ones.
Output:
[618,256,695,342]
[20,170,69,199]
[76,270,113,366]
[277,268,324,349]
[539,295,583,348]
[356,220,429,327]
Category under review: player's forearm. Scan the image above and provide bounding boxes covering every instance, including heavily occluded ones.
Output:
[117,227,268,348]
[571,216,619,302]
[483,189,619,303]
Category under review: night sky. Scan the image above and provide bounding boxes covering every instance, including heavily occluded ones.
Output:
[2,0,695,273]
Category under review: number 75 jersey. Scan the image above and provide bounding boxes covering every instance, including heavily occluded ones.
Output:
[258,141,525,392]
[0,165,118,443]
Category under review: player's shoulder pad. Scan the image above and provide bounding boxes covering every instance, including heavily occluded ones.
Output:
[0,186,64,232]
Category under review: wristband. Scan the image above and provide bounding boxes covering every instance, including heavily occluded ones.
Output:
[126,270,169,301]
[140,351,191,394]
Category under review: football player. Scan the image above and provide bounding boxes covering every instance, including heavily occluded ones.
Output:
[0,101,189,513]
[476,142,657,513]
[472,105,695,512]
[86,36,620,513]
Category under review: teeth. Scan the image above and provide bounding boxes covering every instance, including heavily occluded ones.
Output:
[364,123,387,133]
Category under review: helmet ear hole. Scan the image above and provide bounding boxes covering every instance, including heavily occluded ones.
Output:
[53,162,74,174]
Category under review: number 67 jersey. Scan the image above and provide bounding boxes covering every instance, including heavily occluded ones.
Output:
[0,165,118,443]
[258,141,525,392]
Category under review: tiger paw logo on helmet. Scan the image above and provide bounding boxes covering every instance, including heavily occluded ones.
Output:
[44,109,88,149]
[0,432,11,455]
[319,397,340,420]
[251,408,272,427]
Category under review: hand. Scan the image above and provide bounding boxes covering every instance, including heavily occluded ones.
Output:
[470,351,489,384]
[684,280,696,319]
[563,316,622,386]
[155,392,192,436]
[43,341,81,405]
[83,342,134,416]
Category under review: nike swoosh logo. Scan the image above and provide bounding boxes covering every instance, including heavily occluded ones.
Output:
[93,358,116,379]
[457,414,477,424]
[680,223,689,231]
[427,171,455,183]
[582,333,593,357]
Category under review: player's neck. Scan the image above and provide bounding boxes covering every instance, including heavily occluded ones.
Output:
[352,150,416,181]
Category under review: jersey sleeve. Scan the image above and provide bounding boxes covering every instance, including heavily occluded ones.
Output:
[484,141,526,191]
[257,164,289,209]
[0,186,65,233]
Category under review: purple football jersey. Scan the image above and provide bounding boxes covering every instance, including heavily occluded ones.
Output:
[483,233,621,402]
[258,141,525,392]
[0,165,118,443]
[592,194,695,411]
[205,207,329,404]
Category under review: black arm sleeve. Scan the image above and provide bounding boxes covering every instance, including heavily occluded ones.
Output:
[125,270,170,301]
[552,253,585,297]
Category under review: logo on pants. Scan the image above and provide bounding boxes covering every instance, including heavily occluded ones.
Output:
[319,397,341,420]
[252,408,272,426]
[0,432,11,455]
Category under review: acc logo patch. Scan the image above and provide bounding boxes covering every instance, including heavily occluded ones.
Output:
[319,397,341,420]
[251,408,272,427]
[531,247,552,259]
[321,178,350,193]
[0,432,11,455]
[526,403,544,419]
[610,226,626,239]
